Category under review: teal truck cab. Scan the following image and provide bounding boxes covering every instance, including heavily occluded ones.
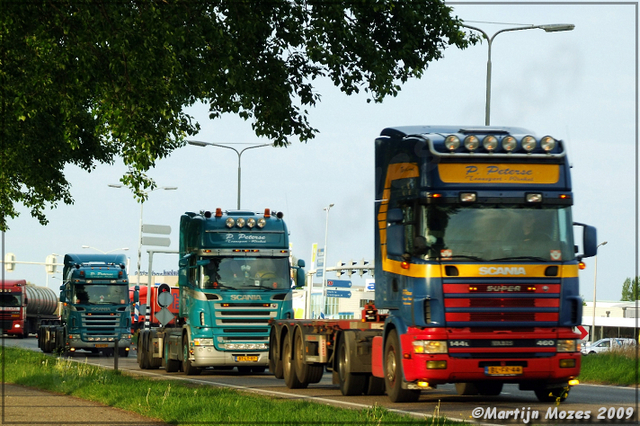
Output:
[38,253,133,356]
[137,208,305,374]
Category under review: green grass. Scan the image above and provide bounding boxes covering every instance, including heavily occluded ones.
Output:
[1,346,465,426]
[579,347,640,386]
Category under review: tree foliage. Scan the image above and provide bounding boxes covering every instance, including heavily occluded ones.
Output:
[621,277,640,301]
[1,0,474,229]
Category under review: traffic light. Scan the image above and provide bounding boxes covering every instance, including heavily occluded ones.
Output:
[336,261,345,277]
[359,260,370,277]
[45,254,57,274]
[348,260,357,277]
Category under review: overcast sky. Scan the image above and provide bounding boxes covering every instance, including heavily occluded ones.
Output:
[5,2,636,304]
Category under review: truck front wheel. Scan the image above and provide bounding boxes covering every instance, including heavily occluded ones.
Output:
[384,329,420,403]
[182,335,202,376]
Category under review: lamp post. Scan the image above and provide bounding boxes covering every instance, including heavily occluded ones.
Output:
[187,140,272,209]
[591,241,608,342]
[82,245,129,254]
[462,22,574,125]
[109,184,177,287]
[320,203,334,318]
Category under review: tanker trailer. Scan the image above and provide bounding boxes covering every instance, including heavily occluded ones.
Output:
[1,280,59,338]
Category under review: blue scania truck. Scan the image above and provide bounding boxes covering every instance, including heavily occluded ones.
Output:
[137,208,305,374]
[38,253,133,356]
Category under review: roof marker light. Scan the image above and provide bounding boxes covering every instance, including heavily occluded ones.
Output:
[522,136,537,152]
[463,135,479,151]
[225,218,235,228]
[502,136,517,152]
[444,135,460,151]
[236,218,246,228]
[257,218,266,228]
[215,208,223,218]
[247,218,256,228]
[540,136,556,152]
[482,135,498,152]
[264,208,271,218]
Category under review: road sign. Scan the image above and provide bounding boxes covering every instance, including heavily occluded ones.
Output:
[141,236,171,247]
[577,325,589,340]
[327,279,352,288]
[142,224,171,234]
[155,307,175,327]
[326,289,351,298]
[316,269,323,277]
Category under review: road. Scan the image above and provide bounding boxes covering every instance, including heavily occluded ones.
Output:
[4,336,638,425]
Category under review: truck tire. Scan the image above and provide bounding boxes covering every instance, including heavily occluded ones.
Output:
[384,329,420,403]
[138,331,149,369]
[294,330,323,385]
[365,375,386,396]
[455,382,479,395]
[534,386,569,403]
[268,328,284,379]
[182,335,202,376]
[164,341,180,373]
[337,335,366,395]
[282,333,307,389]
[477,381,503,396]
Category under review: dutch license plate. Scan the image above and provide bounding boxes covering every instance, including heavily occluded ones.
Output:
[234,356,259,362]
[486,366,523,376]
[94,344,109,348]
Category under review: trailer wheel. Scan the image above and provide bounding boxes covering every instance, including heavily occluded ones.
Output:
[534,386,569,403]
[384,329,420,403]
[294,330,323,384]
[268,328,284,379]
[137,331,150,369]
[365,375,386,396]
[164,341,180,373]
[282,333,307,389]
[182,335,202,376]
[337,335,367,395]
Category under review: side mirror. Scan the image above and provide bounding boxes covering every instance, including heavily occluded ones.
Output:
[59,292,66,303]
[133,285,139,304]
[296,268,306,288]
[297,259,305,268]
[574,222,598,259]
[386,208,405,257]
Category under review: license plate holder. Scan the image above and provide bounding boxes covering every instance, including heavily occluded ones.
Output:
[485,366,523,376]
[94,344,109,348]
[234,355,259,362]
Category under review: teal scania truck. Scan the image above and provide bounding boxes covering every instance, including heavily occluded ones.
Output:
[38,253,133,356]
[137,208,305,374]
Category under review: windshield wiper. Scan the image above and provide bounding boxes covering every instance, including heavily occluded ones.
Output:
[490,256,549,262]
[440,254,486,262]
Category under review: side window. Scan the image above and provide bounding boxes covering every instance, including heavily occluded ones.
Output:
[403,204,415,255]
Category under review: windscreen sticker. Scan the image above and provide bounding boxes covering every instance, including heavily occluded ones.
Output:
[550,250,562,261]
[441,249,452,260]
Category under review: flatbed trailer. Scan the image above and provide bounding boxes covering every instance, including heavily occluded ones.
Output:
[269,305,388,396]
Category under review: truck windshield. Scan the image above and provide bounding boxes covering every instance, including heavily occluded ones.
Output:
[414,205,575,262]
[0,294,21,307]
[199,257,291,290]
[72,284,128,305]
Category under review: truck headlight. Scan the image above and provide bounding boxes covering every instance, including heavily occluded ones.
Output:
[193,338,214,346]
[413,340,447,354]
[557,339,578,353]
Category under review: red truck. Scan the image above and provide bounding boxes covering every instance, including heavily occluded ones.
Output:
[129,284,179,332]
[1,280,58,338]
[268,126,598,403]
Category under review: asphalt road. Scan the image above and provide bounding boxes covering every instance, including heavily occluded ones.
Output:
[4,336,639,425]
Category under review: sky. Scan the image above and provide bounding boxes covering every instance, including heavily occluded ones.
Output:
[4,1,637,305]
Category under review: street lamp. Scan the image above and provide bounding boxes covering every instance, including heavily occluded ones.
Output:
[109,184,177,287]
[187,140,272,209]
[462,22,575,125]
[591,241,608,342]
[82,245,129,254]
[320,203,335,318]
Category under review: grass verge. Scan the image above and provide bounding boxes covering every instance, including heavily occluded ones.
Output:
[579,347,640,386]
[2,346,466,426]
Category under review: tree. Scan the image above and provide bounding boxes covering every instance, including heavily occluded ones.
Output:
[0,1,475,229]
[621,277,640,301]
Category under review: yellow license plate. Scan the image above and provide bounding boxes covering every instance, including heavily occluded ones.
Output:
[95,344,109,348]
[486,366,523,376]
[234,356,259,362]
